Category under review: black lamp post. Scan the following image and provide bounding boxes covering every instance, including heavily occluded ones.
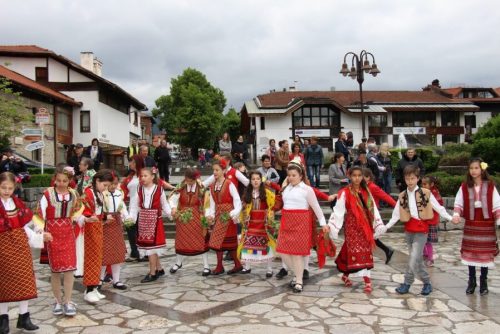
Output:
[339,50,381,139]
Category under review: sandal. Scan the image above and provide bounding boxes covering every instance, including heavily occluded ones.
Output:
[293,283,303,293]
[170,263,182,274]
[342,275,352,287]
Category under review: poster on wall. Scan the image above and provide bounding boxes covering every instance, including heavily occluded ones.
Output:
[393,127,426,135]
[294,129,331,137]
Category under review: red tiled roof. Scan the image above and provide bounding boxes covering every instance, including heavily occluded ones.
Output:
[441,87,462,98]
[0,65,80,106]
[257,90,460,107]
[0,45,146,110]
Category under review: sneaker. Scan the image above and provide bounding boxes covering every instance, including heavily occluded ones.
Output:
[84,290,100,304]
[52,302,63,315]
[63,302,77,317]
[395,283,411,295]
[421,283,433,296]
[96,289,106,299]
[275,268,288,280]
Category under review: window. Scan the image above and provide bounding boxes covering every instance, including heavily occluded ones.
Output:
[441,111,459,127]
[442,134,459,144]
[260,117,265,130]
[368,115,387,127]
[35,67,48,82]
[134,112,138,126]
[57,110,70,132]
[80,110,90,132]
[465,115,476,128]
[292,106,340,128]
[392,111,436,127]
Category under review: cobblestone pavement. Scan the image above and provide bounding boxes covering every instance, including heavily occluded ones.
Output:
[4,229,500,333]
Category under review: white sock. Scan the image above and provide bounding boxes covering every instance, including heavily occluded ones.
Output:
[0,303,8,315]
[18,301,29,314]
[304,256,310,271]
[267,259,273,272]
[176,254,184,266]
[111,263,122,283]
[202,253,209,269]
[100,266,106,281]
[244,262,251,270]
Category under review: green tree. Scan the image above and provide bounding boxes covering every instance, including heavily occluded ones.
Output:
[472,114,500,172]
[0,77,33,151]
[221,107,241,143]
[153,68,226,159]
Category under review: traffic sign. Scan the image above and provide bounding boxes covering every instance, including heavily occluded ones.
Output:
[35,108,50,124]
[25,141,45,151]
[22,128,43,136]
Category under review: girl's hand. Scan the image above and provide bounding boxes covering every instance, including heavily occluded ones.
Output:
[327,194,337,202]
[106,214,115,222]
[171,208,177,217]
[85,216,99,223]
[43,232,53,242]
[207,216,214,224]
[322,225,330,233]
[451,215,461,225]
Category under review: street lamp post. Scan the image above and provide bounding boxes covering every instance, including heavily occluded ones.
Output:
[339,50,381,139]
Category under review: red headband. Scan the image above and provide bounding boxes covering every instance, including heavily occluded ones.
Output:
[219,159,228,169]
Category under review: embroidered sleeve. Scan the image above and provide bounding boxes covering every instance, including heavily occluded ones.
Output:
[430,193,452,221]
[328,191,346,232]
[453,187,464,217]
[307,186,326,226]
[235,170,250,187]
[386,200,401,230]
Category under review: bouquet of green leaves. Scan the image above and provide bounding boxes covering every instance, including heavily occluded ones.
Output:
[220,212,231,225]
[177,208,193,224]
[201,216,210,229]
[123,218,136,229]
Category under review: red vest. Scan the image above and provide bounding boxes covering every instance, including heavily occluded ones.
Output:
[461,182,494,220]
[138,185,163,213]
[224,167,239,188]
[0,196,32,232]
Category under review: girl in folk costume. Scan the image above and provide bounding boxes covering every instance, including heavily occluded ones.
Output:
[421,175,443,267]
[276,161,328,293]
[239,171,280,277]
[80,169,114,304]
[205,159,243,275]
[34,166,84,317]
[452,158,500,295]
[169,168,211,276]
[0,173,50,333]
[121,157,141,261]
[101,172,129,290]
[328,166,385,294]
[128,167,172,283]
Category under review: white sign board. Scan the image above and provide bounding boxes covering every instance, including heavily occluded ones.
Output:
[22,128,43,136]
[393,127,426,135]
[35,108,50,124]
[25,141,45,151]
[294,129,331,137]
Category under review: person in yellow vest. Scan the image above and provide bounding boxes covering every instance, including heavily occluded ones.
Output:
[381,165,452,296]
[127,139,140,161]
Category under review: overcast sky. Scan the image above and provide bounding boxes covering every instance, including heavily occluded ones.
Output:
[2,0,500,111]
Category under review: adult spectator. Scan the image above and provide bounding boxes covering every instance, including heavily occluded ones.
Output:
[328,152,349,196]
[68,143,85,176]
[302,139,310,154]
[204,149,213,167]
[232,135,248,165]
[395,148,425,192]
[219,132,232,155]
[0,148,27,174]
[353,150,379,180]
[293,135,304,151]
[139,138,154,156]
[367,144,386,186]
[377,143,393,197]
[274,140,290,185]
[127,138,140,161]
[256,154,280,185]
[305,136,323,188]
[289,143,305,167]
[135,145,156,174]
[346,132,354,149]
[154,139,171,182]
[357,137,368,153]
[85,138,104,171]
[265,139,277,167]
[334,131,350,162]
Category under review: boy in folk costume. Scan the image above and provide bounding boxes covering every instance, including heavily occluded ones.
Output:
[101,172,129,290]
[0,172,51,333]
[239,170,280,277]
[79,170,114,303]
[169,168,211,276]
[276,160,328,293]
[128,167,172,283]
[383,165,452,295]
[328,166,385,294]
[206,159,243,275]
[34,166,84,316]
[452,158,500,295]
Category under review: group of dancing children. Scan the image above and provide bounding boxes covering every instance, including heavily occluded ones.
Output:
[0,153,498,333]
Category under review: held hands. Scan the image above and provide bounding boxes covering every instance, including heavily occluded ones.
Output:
[171,208,177,217]
[327,194,337,202]
[322,225,330,234]
[106,214,115,223]
[85,215,99,223]
[328,223,339,240]
[43,232,53,242]
[374,224,388,239]
[451,215,461,225]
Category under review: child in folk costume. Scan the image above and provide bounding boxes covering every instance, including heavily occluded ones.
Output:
[0,172,51,332]
[205,159,243,275]
[383,165,452,296]
[101,172,129,290]
[34,166,84,317]
[276,161,328,293]
[169,168,211,276]
[328,166,385,294]
[239,171,280,277]
[128,167,172,283]
[421,175,443,267]
[452,158,500,295]
[80,170,114,303]
[121,157,142,261]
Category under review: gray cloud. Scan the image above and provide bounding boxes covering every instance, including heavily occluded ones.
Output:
[2,0,499,111]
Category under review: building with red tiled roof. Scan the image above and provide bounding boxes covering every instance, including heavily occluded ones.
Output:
[241,84,481,158]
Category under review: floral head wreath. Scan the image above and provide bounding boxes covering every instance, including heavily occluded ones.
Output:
[63,166,75,176]
[480,162,488,171]
[151,166,159,175]
[218,159,228,170]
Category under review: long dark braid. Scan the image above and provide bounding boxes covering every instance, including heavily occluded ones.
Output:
[91,169,114,207]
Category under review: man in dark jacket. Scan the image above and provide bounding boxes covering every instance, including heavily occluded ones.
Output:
[334,132,350,161]
[85,138,104,171]
[305,136,324,188]
[154,140,171,182]
[353,150,379,180]
[68,143,85,176]
[395,148,425,191]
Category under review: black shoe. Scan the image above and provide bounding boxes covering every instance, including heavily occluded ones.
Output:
[202,268,211,276]
[16,312,39,331]
[266,271,273,278]
[113,282,128,290]
[275,268,288,280]
[224,252,232,261]
[466,277,476,294]
[103,273,113,283]
[170,264,182,274]
[227,266,243,275]
[241,268,251,274]
[385,249,394,265]
[0,314,9,334]
[156,269,165,277]
[480,277,488,295]
[303,269,310,280]
[140,273,158,283]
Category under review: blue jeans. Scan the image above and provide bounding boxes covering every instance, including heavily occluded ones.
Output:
[404,232,430,285]
[382,171,392,195]
[308,165,321,187]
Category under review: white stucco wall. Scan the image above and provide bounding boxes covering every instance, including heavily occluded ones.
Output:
[69,69,93,82]
[0,56,46,80]
[341,113,364,144]
[254,115,292,158]
[48,57,67,82]
[464,111,493,134]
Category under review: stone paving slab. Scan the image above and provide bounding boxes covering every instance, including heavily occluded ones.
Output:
[4,230,499,333]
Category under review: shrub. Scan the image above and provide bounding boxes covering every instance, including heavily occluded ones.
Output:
[435,175,464,197]
[24,174,52,188]
[442,143,473,155]
[438,151,471,167]
[472,137,500,172]
[473,114,500,140]
[389,148,440,173]
[28,167,55,175]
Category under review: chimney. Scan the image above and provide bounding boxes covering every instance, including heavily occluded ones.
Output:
[80,52,103,76]
[93,57,103,76]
